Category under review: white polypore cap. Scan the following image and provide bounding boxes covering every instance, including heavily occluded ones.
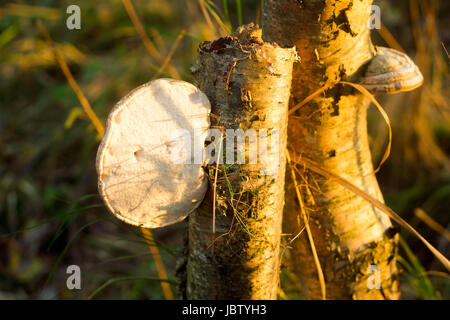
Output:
[96,79,211,228]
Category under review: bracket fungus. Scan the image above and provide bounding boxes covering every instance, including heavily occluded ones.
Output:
[358,46,424,94]
[96,78,211,228]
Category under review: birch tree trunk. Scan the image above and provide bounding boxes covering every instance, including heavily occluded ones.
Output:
[185,25,296,299]
[263,0,400,299]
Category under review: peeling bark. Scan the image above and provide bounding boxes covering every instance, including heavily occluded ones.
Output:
[263,0,400,299]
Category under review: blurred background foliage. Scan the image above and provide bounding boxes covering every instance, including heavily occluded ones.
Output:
[0,0,448,299]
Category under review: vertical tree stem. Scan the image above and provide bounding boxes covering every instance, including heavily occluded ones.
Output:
[263,0,400,299]
[186,25,296,299]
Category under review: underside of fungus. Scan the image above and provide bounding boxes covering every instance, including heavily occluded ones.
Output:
[96,79,211,228]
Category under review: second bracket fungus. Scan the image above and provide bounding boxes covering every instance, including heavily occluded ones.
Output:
[97,79,211,228]
[358,46,424,94]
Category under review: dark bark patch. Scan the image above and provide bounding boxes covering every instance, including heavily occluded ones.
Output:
[201,37,233,53]
[385,226,400,239]
[330,102,339,116]
[328,150,336,158]
[294,0,305,8]
[327,3,357,37]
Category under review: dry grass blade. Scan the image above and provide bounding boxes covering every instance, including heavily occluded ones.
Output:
[121,0,159,58]
[36,20,174,300]
[422,270,450,279]
[0,4,60,20]
[141,228,174,300]
[286,150,326,300]
[409,0,424,56]
[203,0,232,36]
[288,83,333,115]
[293,154,450,271]
[36,20,105,139]
[256,0,262,27]
[339,81,392,173]
[212,133,224,236]
[289,80,391,173]
[121,0,180,79]
[377,22,406,53]
[151,30,186,80]
[149,28,168,55]
[415,208,450,242]
[198,0,218,39]
[442,42,450,59]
